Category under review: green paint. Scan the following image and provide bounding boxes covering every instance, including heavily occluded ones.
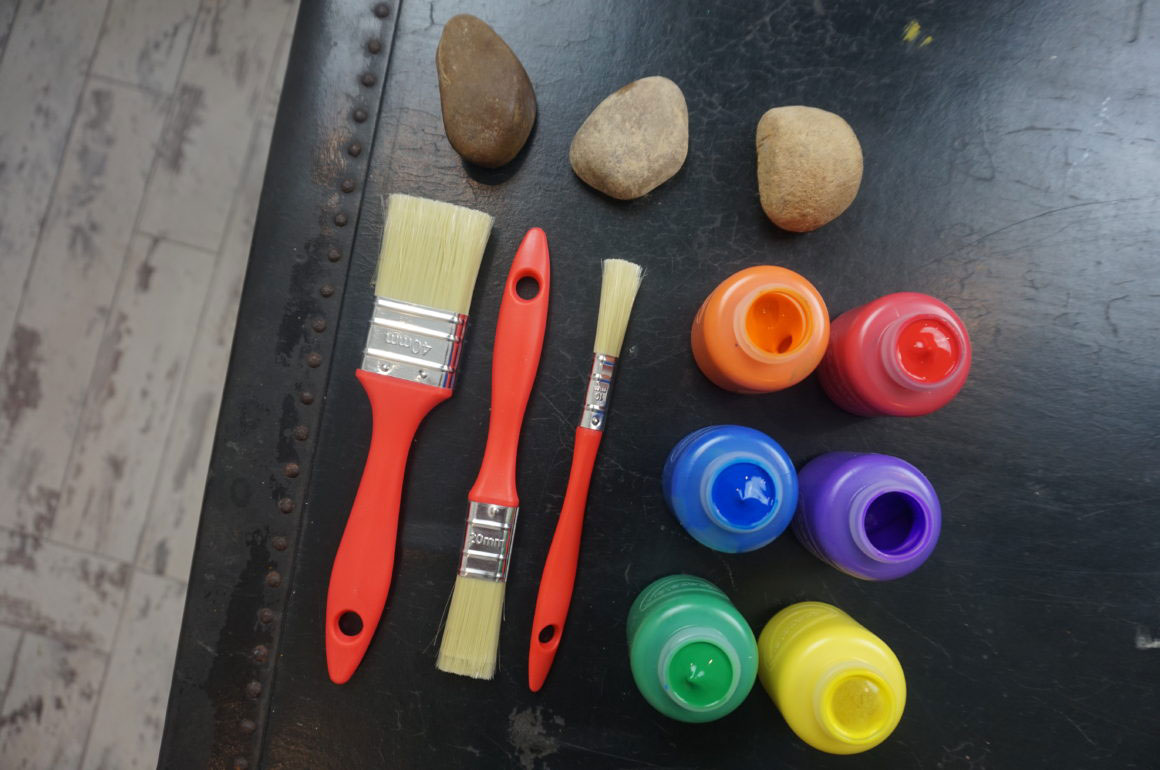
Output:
[667,641,734,708]
[627,575,758,723]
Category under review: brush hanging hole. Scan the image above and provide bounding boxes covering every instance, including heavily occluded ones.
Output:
[537,625,557,644]
[516,275,540,300]
[338,611,364,636]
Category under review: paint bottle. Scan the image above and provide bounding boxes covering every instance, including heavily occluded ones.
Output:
[662,425,798,553]
[691,266,830,393]
[758,602,905,754]
[627,575,758,723]
[794,452,940,581]
[818,292,970,417]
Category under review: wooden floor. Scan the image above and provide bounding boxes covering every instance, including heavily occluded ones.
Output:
[0,0,299,766]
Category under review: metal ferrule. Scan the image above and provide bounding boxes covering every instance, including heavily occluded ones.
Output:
[580,353,618,430]
[457,501,519,582]
[360,297,467,388]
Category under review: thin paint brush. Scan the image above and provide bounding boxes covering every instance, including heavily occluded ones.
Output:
[437,228,551,679]
[527,258,643,691]
[325,194,493,684]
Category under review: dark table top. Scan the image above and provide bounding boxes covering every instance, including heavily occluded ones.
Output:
[160,0,1160,767]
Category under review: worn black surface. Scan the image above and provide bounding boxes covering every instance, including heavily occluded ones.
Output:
[158,0,401,767]
[167,0,1160,767]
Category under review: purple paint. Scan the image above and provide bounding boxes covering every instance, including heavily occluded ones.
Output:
[793,452,941,581]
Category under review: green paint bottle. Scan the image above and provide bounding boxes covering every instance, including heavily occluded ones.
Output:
[626,575,758,723]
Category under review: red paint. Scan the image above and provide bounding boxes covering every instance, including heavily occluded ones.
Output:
[818,293,971,417]
[896,317,960,384]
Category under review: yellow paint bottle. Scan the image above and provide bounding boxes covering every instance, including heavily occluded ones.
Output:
[757,602,905,754]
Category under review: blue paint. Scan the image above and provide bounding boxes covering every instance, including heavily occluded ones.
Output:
[710,462,776,529]
[662,425,797,553]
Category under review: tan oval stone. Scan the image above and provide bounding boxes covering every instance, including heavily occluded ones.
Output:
[569,76,689,200]
[756,106,863,232]
[436,15,536,168]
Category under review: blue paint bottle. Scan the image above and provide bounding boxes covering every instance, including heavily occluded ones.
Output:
[662,425,798,552]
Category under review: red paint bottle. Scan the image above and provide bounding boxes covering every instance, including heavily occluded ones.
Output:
[818,293,971,417]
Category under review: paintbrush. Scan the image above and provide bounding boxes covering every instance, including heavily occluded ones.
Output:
[325,193,493,684]
[437,227,551,679]
[527,258,643,691]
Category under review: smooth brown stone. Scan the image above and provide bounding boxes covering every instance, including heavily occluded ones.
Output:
[569,76,689,200]
[436,14,536,168]
[756,106,863,232]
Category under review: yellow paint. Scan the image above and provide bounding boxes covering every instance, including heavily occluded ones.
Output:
[920,35,933,47]
[902,20,921,42]
[758,602,906,755]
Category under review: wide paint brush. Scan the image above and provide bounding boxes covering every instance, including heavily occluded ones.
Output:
[325,194,493,684]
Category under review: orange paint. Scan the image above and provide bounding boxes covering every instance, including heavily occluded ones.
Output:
[691,266,830,394]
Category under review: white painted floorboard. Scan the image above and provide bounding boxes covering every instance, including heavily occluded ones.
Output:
[0,0,299,766]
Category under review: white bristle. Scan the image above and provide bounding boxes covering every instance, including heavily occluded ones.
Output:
[376,194,494,314]
[436,576,505,679]
[593,259,644,356]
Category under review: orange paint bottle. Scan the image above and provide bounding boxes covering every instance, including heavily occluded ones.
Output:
[691,266,830,393]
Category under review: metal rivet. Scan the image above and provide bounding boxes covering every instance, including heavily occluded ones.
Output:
[373,3,390,18]
[239,719,256,734]
[272,535,288,551]
[258,608,275,623]
[368,39,382,54]
[347,142,362,157]
[234,758,250,770]
[266,571,281,588]
[334,212,348,227]
[278,497,294,513]
[252,645,269,663]
[311,318,327,333]
[328,245,342,261]
[353,108,368,123]
[284,463,300,478]
[245,680,262,699]
[340,179,355,194]
[306,352,322,368]
[360,72,376,87]
[320,284,335,297]
[300,391,314,405]
[293,424,310,440]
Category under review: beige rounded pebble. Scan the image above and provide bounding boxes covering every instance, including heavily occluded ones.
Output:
[569,76,688,200]
[756,106,863,232]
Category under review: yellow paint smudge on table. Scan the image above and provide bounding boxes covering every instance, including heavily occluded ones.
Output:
[902,20,933,47]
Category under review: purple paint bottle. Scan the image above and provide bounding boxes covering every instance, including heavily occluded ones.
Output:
[793,453,940,581]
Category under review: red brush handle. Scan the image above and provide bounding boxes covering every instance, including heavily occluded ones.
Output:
[470,228,551,506]
[528,426,603,692]
[325,372,450,684]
